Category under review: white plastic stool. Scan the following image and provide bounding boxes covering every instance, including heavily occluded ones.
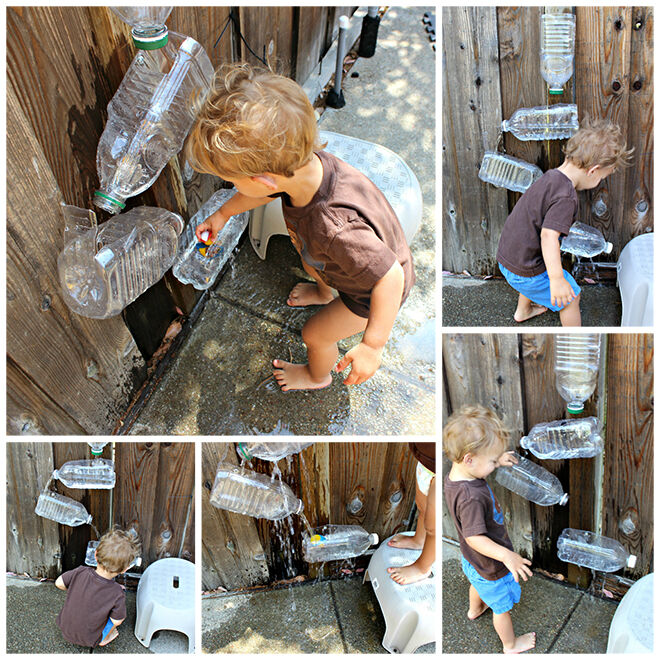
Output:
[617,232,653,326]
[248,131,423,259]
[363,532,436,653]
[606,572,653,653]
[135,557,195,653]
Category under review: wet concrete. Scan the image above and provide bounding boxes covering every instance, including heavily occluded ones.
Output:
[443,276,622,327]
[442,543,617,653]
[202,576,435,654]
[130,7,435,435]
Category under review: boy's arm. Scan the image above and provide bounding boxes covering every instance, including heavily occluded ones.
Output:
[540,227,576,308]
[196,192,275,241]
[465,534,533,583]
[336,261,405,385]
[55,575,67,591]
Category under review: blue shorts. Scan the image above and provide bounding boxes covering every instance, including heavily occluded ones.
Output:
[462,557,521,614]
[499,262,580,312]
[100,618,114,643]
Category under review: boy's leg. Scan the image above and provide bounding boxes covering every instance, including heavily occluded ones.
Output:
[514,293,547,323]
[559,294,581,326]
[492,611,536,654]
[468,584,489,620]
[388,479,426,549]
[287,260,336,307]
[273,297,368,391]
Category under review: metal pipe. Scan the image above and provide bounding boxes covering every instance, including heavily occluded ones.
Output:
[326,15,350,108]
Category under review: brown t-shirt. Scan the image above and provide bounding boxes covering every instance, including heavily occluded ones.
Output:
[497,169,578,277]
[279,150,415,318]
[443,474,513,580]
[409,442,436,473]
[56,565,126,647]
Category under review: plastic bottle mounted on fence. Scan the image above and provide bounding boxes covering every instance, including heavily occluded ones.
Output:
[554,334,601,414]
[172,189,250,290]
[478,152,543,193]
[560,222,613,258]
[236,442,315,463]
[540,12,576,94]
[58,205,184,319]
[88,442,108,457]
[35,491,93,526]
[502,104,579,141]
[495,453,568,506]
[94,11,214,214]
[557,528,637,572]
[53,459,116,489]
[520,417,603,460]
[209,463,303,520]
[303,525,380,562]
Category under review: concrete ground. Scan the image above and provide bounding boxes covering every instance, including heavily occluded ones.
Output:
[202,576,435,654]
[6,576,189,654]
[443,276,622,327]
[442,542,618,654]
[129,6,435,435]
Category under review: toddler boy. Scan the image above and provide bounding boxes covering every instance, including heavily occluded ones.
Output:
[185,63,415,391]
[444,405,535,654]
[497,117,633,326]
[55,529,140,648]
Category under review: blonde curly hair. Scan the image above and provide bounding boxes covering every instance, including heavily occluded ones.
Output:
[443,404,510,463]
[563,115,634,171]
[95,528,141,574]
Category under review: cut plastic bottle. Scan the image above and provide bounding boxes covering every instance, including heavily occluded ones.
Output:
[554,334,601,414]
[478,152,543,193]
[172,189,250,290]
[236,442,315,463]
[53,459,116,489]
[209,463,303,520]
[502,104,579,141]
[58,205,184,319]
[561,222,614,258]
[520,417,603,459]
[94,27,214,214]
[35,491,92,526]
[557,528,637,572]
[303,525,379,562]
[540,13,576,94]
[495,453,568,506]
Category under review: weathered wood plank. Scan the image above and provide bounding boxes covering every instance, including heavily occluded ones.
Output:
[376,443,418,537]
[296,7,327,83]
[442,7,508,275]
[6,443,61,577]
[601,334,653,577]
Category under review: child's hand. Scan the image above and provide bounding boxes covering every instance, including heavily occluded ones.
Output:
[497,451,518,468]
[503,549,533,583]
[549,275,576,308]
[335,342,383,385]
[195,209,229,242]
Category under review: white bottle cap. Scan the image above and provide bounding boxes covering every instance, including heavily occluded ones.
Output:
[559,493,569,506]
[369,533,379,546]
[605,241,613,254]
[519,436,529,449]
[200,230,210,243]
[627,554,637,568]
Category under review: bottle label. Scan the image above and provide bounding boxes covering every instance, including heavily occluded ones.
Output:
[309,534,327,546]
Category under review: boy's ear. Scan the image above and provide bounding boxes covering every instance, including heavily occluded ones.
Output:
[586,164,601,177]
[462,453,473,465]
[251,174,278,190]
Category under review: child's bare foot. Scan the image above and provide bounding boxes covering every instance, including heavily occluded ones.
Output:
[467,601,489,620]
[503,632,536,654]
[387,562,432,585]
[98,629,119,646]
[514,304,547,323]
[272,359,332,391]
[286,282,335,307]
[387,533,424,550]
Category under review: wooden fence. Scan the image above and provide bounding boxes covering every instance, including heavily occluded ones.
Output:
[7,6,355,435]
[202,442,420,592]
[442,333,653,587]
[442,6,653,276]
[6,441,194,577]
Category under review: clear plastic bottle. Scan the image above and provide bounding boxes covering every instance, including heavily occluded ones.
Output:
[35,491,92,526]
[520,417,603,459]
[209,463,303,520]
[540,13,576,94]
[303,525,379,562]
[93,30,214,214]
[478,152,543,193]
[560,222,614,257]
[557,528,637,572]
[53,459,116,489]
[109,7,173,44]
[58,205,184,319]
[236,442,315,463]
[172,190,250,290]
[554,334,601,414]
[495,453,568,506]
[88,442,108,457]
[85,540,142,569]
[502,104,579,141]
